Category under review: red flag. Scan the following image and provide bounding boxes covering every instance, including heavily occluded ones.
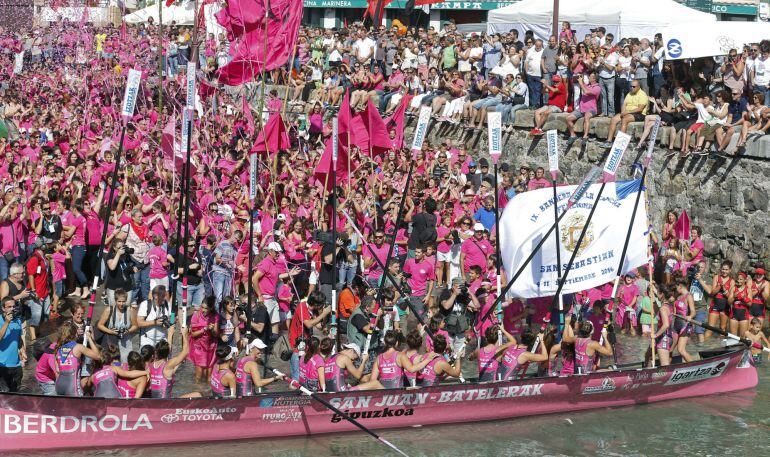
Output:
[165,0,175,6]
[362,99,392,156]
[384,94,412,150]
[251,114,291,154]
[197,78,217,101]
[365,0,392,23]
[216,0,303,86]
[242,95,255,136]
[673,210,691,241]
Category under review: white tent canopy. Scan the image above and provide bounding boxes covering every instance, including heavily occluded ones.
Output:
[123,2,224,37]
[123,2,196,25]
[487,0,717,41]
[663,21,770,60]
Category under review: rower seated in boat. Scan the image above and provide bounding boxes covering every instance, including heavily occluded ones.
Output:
[53,321,101,397]
[494,327,548,381]
[416,335,462,386]
[210,345,237,398]
[91,344,147,398]
[236,336,281,396]
[148,328,189,398]
[560,315,613,374]
[370,330,435,389]
[323,342,368,392]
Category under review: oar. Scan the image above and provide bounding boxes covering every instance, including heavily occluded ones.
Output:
[673,314,770,353]
[272,369,410,457]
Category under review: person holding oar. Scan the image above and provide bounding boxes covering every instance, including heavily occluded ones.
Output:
[560,315,613,374]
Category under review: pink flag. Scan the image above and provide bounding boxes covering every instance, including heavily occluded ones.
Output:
[362,99,392,156]
[251,114,290,154]
[384,94,412,150]
[673,210,691,241]
[216,0,302,86]
[161,113,176,160]
[214,0,266,41]
[242,95,255,136]
[313,137,349,189]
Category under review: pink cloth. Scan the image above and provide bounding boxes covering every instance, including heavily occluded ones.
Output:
[189,311,219,368]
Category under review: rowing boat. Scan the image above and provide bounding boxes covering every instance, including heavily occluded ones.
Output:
[0,346,757,452]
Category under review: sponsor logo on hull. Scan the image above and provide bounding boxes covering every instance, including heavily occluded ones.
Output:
[664,359,728,386]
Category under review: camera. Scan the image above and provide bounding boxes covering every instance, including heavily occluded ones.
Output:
[124,247,135,255]
[11,301,23,320]
[158,315,171,329]
[116,328,127,340]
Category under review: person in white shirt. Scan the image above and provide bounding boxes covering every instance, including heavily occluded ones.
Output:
[597,48,619,116]
[136,285,173,347]
[752,42,770,107]
[525,40,544,108]
[352,31,375,66]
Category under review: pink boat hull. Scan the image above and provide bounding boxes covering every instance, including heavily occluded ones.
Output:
[0,348,757,452]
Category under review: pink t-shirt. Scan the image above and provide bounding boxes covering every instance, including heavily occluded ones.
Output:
[68,214,87,246]
[460,238,493,273]
[436,226,452,254]
[619,283,639,308]
[257,256,284,298]
[363,243,391,280]
[579,82,601,114]
[402,258,436,296]
[52,252,67,282]
[147,245,168,279]
[690,239,704,262]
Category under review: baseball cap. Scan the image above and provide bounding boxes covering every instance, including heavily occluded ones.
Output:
[469,161,477,167]
[626,271,637,279]
[343,343,361,357]
[247,338,267,351]
[473,222,485,232]
[267,241,283,252]
[464,189,475,196]
[479,158,489,167]
[277,214,287,221]
[755,268,766,276]
[552,74,562,82]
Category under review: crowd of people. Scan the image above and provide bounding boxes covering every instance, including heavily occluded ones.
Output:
[0,18,768,399]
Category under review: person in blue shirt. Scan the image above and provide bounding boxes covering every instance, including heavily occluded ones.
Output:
[0,296,25,392]
[474,195,497,231]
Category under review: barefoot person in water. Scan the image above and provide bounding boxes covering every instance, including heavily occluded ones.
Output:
[744,318,770,363]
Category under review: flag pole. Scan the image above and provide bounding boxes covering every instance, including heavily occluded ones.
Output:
[84,69,142,344]
[487,112,503,342]
[331,118,340,352]
[546,130,564,332]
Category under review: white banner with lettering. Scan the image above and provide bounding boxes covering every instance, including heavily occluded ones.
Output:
[499,180,647,298]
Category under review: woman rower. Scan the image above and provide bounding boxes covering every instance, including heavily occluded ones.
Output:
[371,330,433,389]
[417,335,462,386]
[210,345,237,398]
[297,337,324,392]
[560,315,613,374]
[323,342,368,392]
[495,327,548,381]
[117,351,149,398]
[728,272,754,339]
[702,260,734,339]
[402,330,423,387]
[235,336,281,396]
[148,328,189,398]
[474,326,501,382]
[651,284,674,366]
[91,344,147,398]
[750,265,769,324]
[53,321,101,396]
[672,278,696,362]
[549,318,578,376]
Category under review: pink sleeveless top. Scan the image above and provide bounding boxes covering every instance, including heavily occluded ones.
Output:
[324,354,347,392]
[377,351,404,389]
[418,356,442,387]
[149,360,174,398]
[403,352,419,386]
[210,367,232,398]
[235,356,255,397]
[575,338,593,374]
[117,363,137,398]
[499,346,529,380]
[478,345,499,382]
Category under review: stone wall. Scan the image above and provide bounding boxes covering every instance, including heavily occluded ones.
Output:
[403,111,770,270]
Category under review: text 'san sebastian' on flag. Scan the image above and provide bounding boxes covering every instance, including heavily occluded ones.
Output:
[216,0,303,86]
[499,180,648,298]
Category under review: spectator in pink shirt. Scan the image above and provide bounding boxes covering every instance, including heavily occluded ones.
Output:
[363,229,391,287]
[460,223,494,280]
[252,241,298,333]
[527,167,550,191]
[402,246,436,324]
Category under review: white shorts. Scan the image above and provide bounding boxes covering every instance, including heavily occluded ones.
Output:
[264,297,280,323]
[437,251,451,262]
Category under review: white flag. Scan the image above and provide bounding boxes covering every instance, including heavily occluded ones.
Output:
[499,180,648,298]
